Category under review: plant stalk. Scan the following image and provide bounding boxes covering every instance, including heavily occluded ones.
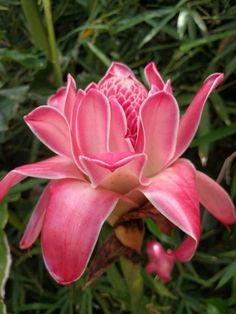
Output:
[42,0,63,86]
[21,0,50,57]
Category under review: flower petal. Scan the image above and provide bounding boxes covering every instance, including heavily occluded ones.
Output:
[63,74,77,124]
[140,159,200,260]
[99,62,135,86]
[70,89,87,170]
[171,236,199,261]
[20,183,51,249]
[175,73,224,159]
[164,79,173,94]
[47,75,76,122]
[0,156,84,202]
[80,153,147,190]
[109,99,133,152]
[85,82,99,92]
[25,106,72,158]
[138,91,179,176]
[47,86,67,111]
[196,171,236,225]
[77,89,110,155]
[41,179,119,284]
[145,240,176,282]
[144,62,164,90]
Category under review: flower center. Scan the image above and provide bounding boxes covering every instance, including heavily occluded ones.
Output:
[100,76,147,144]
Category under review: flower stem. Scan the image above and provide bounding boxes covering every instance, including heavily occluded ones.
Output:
[21,0,50,57]
[42,0,63,86]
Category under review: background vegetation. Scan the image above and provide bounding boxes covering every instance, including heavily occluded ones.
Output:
[0,0,236,313]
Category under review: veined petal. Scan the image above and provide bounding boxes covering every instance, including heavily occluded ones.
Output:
[25,106,72,158]
[77,89,110,154]
[41,179,119,284]
[138,91,179,176]
[174,73,224,159]
[140,159,200,260]
[20,183,51,249]
[0,156,84,202]
[196,171,236,225]
[144,62,164,90]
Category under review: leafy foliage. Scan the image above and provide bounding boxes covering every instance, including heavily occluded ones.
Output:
[0,0,236,313]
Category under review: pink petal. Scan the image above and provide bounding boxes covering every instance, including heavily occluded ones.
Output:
[70,89,86,169]
[145,240,176,282]
[41,179,118,284]
[71,89,86,137]
[0,156,84,202]
[196,171,236,225]
[171,236,199,261]
[47,75,77,122]
[63,74,77,124]
[174,73,224,159]
[85,82,99,92]
[25,106,72,158]
[47,86,67,111]
[138,91,179,176]
[140,159,200,260]
[99,62,135,86]
[164,79,173,94]
[80,153,147,190]
[144,62,164,90]
[77,89,110,155]
[109,99,133,152]
[20,183,51,249]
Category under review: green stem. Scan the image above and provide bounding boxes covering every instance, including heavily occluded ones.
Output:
[21,0,50,57]
[42,0,63,86]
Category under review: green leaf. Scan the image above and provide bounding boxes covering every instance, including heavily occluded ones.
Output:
[217,261,236,288]
[0,203,7,230]
[86,42,111,66]
[206,298,228,314]
[139,11,176,48]
[0,85,29,142]
[112,11,169,34]
[180,29,236,52]
[190,123,236,147]
[106,265,126,299]
[225,55,236,79]
[177,10,189,39]
[0,48,46,70]
[231,170,236,199]
[210,93,231,125]
[120,257,144,314]
[191,10,207,33]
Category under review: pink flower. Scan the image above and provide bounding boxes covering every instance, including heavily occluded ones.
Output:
[0,62,235,285]
[145,241,176,282]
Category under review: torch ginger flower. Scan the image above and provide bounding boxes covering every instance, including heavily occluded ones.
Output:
[0,62,235,284]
